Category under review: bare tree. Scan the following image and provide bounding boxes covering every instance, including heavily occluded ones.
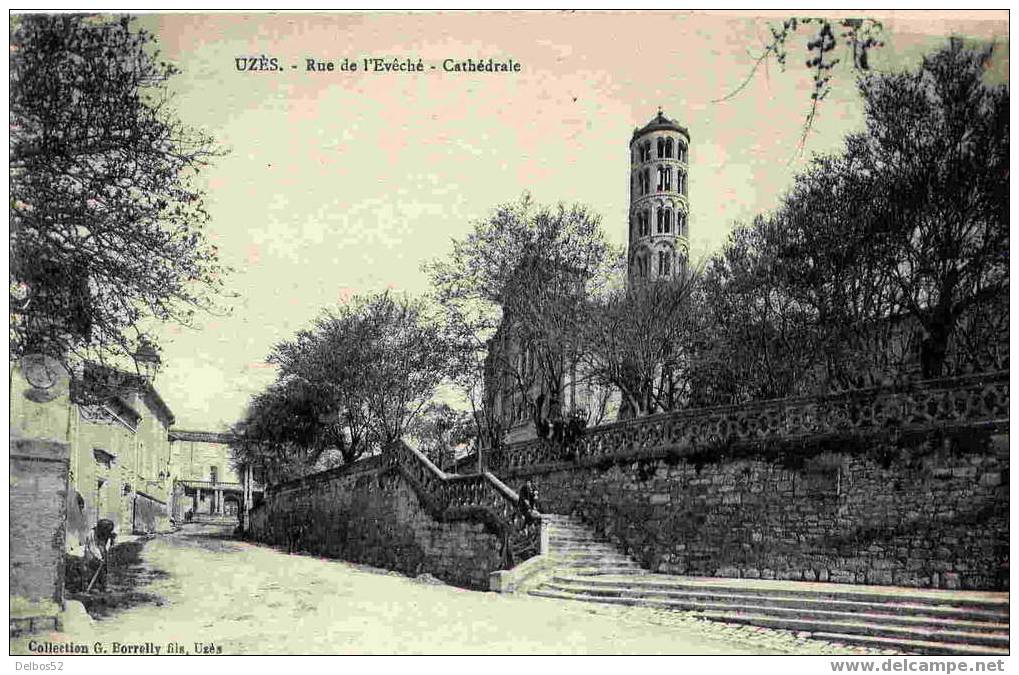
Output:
[582,272,699,417]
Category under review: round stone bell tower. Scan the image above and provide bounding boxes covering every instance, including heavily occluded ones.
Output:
[628,109,690,284]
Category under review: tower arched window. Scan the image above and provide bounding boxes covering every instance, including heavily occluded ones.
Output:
[657,138,664,158]
[640,142,651,162]
[640,210,650,237]
[639,169,650,196]
[677,211,687,237]
[664,167,672,192]
[677,143,688,163]
[677,171,686,195]
[658,251,671,277]
[663,208,672,233]
[656,209,663,234]
[665,138,674,158]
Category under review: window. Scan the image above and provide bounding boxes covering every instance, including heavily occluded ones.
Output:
[657,138,665,158]
[678,143,688,163]
[639,142,651,162]
[656,209,663,234]
[677,171,686,195]
[663,208,672,233]
[93,448,114,470]
[657,167,665,192]
[658,251,671,277]
[640,169,650,195]
[639,210,650,237]
[677,211,687,236]
[664,167,672,192]
[638,256,648,277]
[665,138,674,158]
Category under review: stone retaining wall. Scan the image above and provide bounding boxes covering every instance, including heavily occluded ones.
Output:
[506,427,1009,590]
[247,459,505,589]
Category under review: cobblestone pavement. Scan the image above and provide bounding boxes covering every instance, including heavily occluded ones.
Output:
[12,524,893,656]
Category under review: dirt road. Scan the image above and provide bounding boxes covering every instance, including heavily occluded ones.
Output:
[11,525,869,655]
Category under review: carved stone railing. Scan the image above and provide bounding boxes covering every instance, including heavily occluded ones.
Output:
[384,441,542,567]
[486,371,1009,473]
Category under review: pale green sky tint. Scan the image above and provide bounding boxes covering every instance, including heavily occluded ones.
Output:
[136,11,1007,430]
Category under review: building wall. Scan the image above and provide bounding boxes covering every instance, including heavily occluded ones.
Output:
[504,428,1009,590]
[170,438,238,483]
[10,362,174,539]
[248,458,504,589]
[9,363,72,443]
[10,438,69,608]
[70,396,174,534]
[133,493,167,534]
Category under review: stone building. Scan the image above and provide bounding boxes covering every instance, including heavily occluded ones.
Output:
[10,358,177,538]
[486,111,689,442]
[168,430,244,523]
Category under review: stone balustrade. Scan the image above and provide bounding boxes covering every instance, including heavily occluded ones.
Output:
[385,441,542,566]
[485,371,1009,473]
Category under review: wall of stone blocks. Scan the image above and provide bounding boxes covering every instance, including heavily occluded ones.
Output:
[507,429,1009,590]
[248,462,504,589]
[10,438,70,606]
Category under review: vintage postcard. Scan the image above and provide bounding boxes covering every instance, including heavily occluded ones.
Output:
[8,8,1009,665]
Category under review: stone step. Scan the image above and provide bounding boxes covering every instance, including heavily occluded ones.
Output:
[554,561,644,571]
[810,631,1010,657]
[539,581,1010,632]
[547,528,597,536]
[528,590,1009,653]
[566,566,649,576]
[545,578,1008,624]
[549,542,621,550]
[551,551,635,560]
[548,539,603,546]
[554,555,637,561]
[555,575,1010,613]
[699,612,1009,651]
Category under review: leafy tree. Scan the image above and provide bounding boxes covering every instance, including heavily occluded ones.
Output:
[851,38,1008,377]
[426,195,618,446]
[237,291,450,482]
[9,14,227,366]
[694,39,1008,401]
[689,218,823,405]
[230,376,342,484]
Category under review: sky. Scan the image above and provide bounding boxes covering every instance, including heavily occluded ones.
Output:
[134,11,1008,430]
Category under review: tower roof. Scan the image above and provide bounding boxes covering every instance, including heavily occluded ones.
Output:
[630,109,690,144]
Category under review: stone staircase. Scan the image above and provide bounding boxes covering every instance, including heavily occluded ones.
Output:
[528,515,1009,656]
[538,514,647,576]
